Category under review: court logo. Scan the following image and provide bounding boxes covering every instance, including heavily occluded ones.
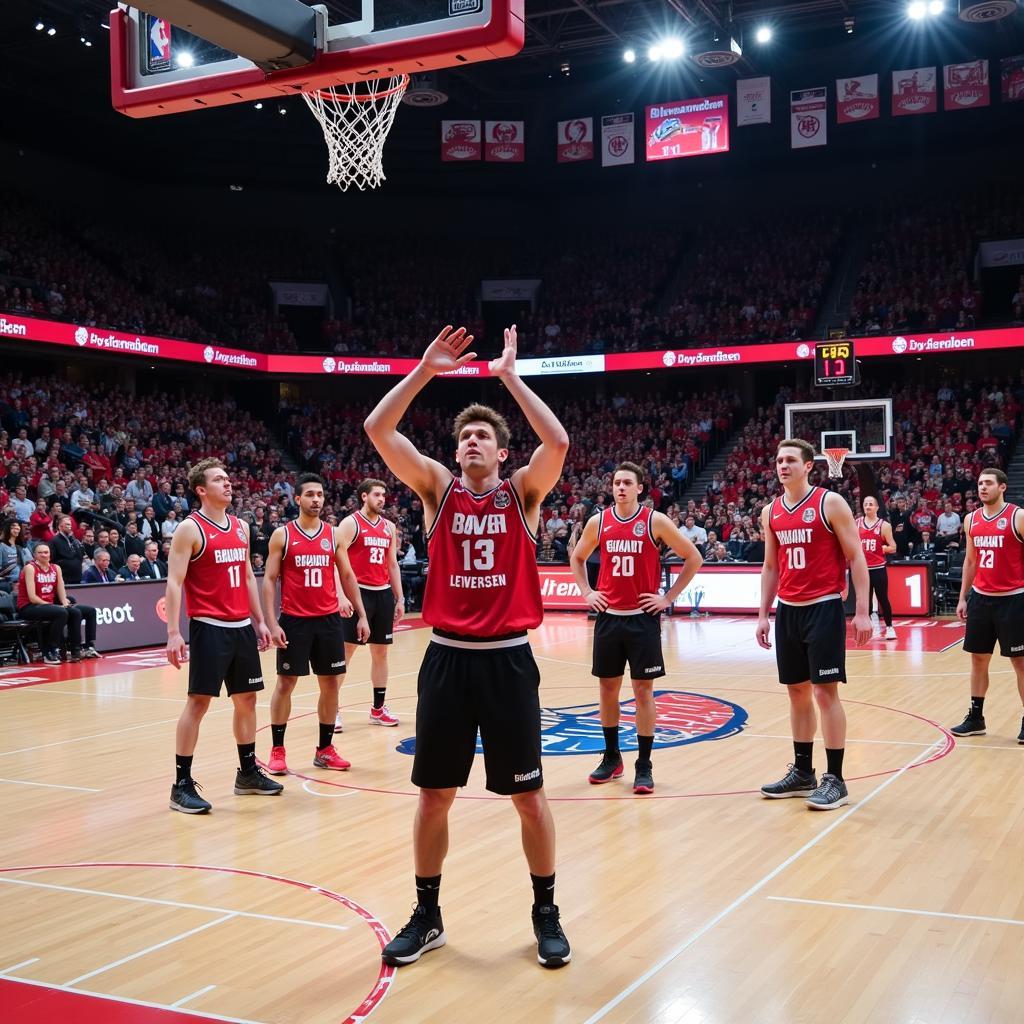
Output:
[75,326,89,346]
[802,507,816,523]
[396,690,747,756]
[493,490,511,509]
[892,336,908,354]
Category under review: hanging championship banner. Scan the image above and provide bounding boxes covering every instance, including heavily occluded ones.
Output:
[737,76,771,126]
[892,67,937,116]
[790,87,827,148]
[440,120,482,161]
[645,95,729,161]
[944,59,990,110]
[601,113,634,166]
[556,118,594,163]
[1002,55,1024,103]
[836,74,879,123]
[484,121,525,162]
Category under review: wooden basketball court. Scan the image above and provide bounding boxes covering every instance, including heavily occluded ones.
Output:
[1,612,1021,1024]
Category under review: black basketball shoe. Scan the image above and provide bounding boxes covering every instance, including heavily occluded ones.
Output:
[532,904,571,968]
[633,760,654,795]
[169,778,212,814]
[760,764,817,798]
[806,773,849,811]
[588,754,624,785]
[950,710,986,737]
[381,905,446,966]
[1017,717,1024,745]
[234,766,284,795]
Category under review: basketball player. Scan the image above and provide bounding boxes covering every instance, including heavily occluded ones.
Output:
[569,462,703,793]
[165,458,283,814]
[365,324,572,969]
[756,439,872,810]
[263,473,369,776]
[16,542,68,665]
[334,478,404,732]
[858,495,897,640]
[949,468,1024,740]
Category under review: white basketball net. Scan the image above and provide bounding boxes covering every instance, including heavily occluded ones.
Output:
[302,75,409,191]
[823,448,850,479]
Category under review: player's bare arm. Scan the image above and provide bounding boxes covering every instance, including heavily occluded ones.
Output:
[826,491,872,646]
[957,512,978,622]
[881,521,897,555]
[756,505,779,649]
[262,526,288,648]
[54,565,70,607]
[642,513,704,614]
[388,521,405,624]
[244,539,271,651]
[569,514,608,613]
[165,516,201,669]
[335,532,370,643]
[494,326,570,528]
[364,325,476,519]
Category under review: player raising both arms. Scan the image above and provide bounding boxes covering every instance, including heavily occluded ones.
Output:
[365,324,573,970]
[756,439,872,811]
[334,478,404,731]
[950,468,1024,740]
[570,461,703,794]
[262,473,369,776]
[165,458,283,814]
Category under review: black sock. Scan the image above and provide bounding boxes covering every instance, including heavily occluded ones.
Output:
[318,722,334,750]
[238,742,256,774]
[175,754,193,785]
[637,735,654,764]
[794,741,813,775]
[603,726,620,756]
[825,748,845,781]
[531,872,555,909]
[415,874,441,911]
[271,723,286,747]
[373,688,386,709]
[971,696,985,716]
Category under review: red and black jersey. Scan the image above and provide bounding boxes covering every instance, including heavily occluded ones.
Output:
[856,516,887,570]
[280,520,339,617]
[769,487,847,604]
[595,505,662,612]
[969,504,1024,596]
[423,477,542,636]
[17,561,57,608]
[183,511,250,622]
[346,511,392,589]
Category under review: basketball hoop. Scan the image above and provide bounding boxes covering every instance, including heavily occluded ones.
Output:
[823,447,850,479]
[302,75,409,191]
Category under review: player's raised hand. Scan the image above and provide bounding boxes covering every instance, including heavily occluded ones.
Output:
[421,325,476,376]
[488,324,519,379]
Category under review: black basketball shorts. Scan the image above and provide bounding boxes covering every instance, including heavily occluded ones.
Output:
[188,619,265,697]
[774,598,847,685]
[342,587,395,646]
[592,611,665,681]
[964,591,1024,659]
[277,611,346,677]
[411,631,543,796]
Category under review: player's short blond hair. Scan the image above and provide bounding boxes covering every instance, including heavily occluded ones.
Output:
[777,438,816,464]
[188,457,226,494]
[453,404,510,450]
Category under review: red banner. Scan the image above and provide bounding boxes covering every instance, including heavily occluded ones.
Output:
[484,120,525,162]
[892,66,937,116]
[440,120,481,161]
[836,74,880,123]
[944,59,990,110]
[645,95,729,162]
[538,567,588,610]
[557,118,594,163]
[1002,55,1024,103]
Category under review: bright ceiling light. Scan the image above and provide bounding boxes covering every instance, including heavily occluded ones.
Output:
[175,51,195,68]
[648,43,663,61]
[928,0,944,12]
[663,37,685,59]
[35,21,44,31]
[623,48,636,63]
[907,1,927,18]
[755,25,772,43]
[46,26,56,36]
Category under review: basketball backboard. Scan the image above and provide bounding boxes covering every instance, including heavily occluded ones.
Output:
[110,1,524,118]
[784,398,893,463]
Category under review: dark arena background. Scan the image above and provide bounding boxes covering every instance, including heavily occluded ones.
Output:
[1,0,1024,1021]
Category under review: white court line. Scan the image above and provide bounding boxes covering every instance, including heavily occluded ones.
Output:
[766,895,1024,928]
[0,876,350,932]
[0,776,102,792]
[0,975,261,1024]
[172,984,217,1008]
[302,779,358,798]
[65,913,235,986]
[0,957,39,974]
[582,737,944,1024]
[20,688,184,703]
[742,733,935,748]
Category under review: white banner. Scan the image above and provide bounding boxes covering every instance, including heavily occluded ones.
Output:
[600,113,635,166]
[978,238,1024,269]
[737,76,771,126]
[836,73,879,123]
[790,87,827,149]
[514,354,605,377]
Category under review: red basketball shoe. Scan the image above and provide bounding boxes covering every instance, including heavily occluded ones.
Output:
[369,705,400,727]
[266,746,288,776]
[314,745,351,771]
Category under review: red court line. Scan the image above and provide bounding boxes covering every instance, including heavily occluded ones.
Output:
[0,862,394,1024]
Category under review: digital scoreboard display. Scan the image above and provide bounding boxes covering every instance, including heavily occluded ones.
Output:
[814,340,857,386]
